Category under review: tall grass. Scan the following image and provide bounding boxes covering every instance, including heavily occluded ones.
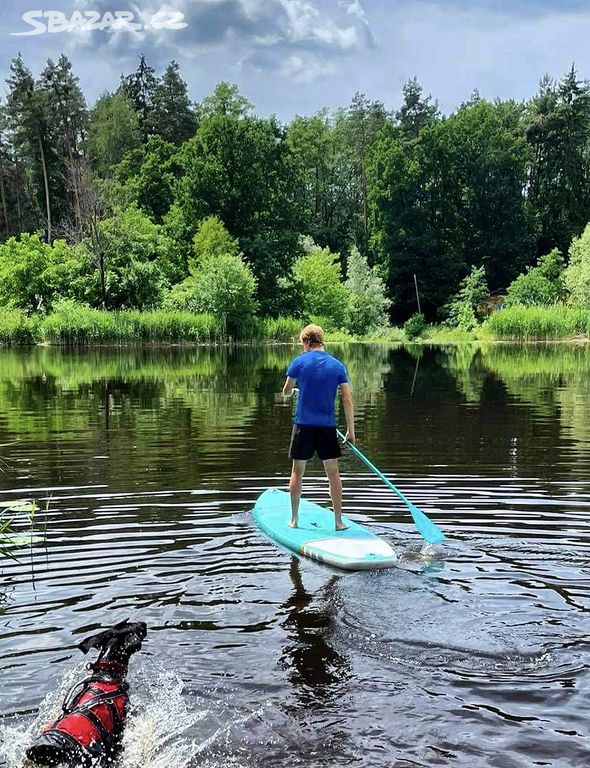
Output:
[483,305,590,341]
[42,304,223,344]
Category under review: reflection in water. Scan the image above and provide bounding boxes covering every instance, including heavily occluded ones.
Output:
[280,557,351,709]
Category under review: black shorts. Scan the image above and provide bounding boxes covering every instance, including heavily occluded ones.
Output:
[289,425,342,461]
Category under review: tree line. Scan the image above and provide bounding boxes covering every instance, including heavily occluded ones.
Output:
[1,54,590,330]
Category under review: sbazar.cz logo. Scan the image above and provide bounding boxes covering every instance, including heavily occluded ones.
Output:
[11,9,188,35]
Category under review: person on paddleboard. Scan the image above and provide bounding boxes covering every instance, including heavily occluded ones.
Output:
[282,324,355,531]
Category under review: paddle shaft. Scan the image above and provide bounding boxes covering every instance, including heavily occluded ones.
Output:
[336,429,413,508]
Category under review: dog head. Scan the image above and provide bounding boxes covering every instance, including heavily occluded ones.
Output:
[78,619,147,667]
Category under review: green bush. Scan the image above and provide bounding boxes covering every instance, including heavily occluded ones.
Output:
[0,234,79,313]
[0,310,42,345]
[75,206,172,310]
[505,248,566,307]
[404,313,427,340]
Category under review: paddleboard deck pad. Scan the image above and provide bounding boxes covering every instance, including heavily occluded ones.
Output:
[252,488,397,571]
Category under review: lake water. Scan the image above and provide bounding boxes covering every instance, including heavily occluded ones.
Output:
[0,343,589,767]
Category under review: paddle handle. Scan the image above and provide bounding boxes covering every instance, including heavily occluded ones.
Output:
[336,429,412,507]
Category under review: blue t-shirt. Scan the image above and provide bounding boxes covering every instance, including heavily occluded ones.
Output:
[286,350,348,426]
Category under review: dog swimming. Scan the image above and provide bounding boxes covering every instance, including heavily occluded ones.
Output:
[26,620,147,768]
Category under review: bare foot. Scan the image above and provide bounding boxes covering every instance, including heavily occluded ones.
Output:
[335,523,349,532]
[288,519,298,529]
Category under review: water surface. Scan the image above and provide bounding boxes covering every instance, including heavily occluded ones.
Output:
[0,344,589,767]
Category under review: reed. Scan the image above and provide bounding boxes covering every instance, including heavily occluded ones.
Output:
[482,305,590,340]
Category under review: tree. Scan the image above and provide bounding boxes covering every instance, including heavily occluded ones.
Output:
[505,248,566,306]
[0,233,76,312]
[149,61,198,145]
[165,216,257,335]
[368,125,458,320]
[190,214,240,270]
[286,111,351,253]
[442,265,488,330]
[170,111,303,315]
[293,239,349,329]
[86,92,141,177]
[339,93,390,253]
[40,54,88,236]
[199,82,253,119]
[564,223,590,307]
[114,136,179,223]
[526,68,590,256]
[396,77,439,142]
[120,54,157,142]
[5,54,64,242]
[75,206,171,309]
[345,246,390,335]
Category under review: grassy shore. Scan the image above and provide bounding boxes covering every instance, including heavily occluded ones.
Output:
[0,305,589,346]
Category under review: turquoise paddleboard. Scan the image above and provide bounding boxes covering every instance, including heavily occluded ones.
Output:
[252,488,397,571]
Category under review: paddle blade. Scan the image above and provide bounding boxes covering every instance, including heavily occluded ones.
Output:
[408,502,445,545]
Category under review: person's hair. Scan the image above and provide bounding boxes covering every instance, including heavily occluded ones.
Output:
[300,324,324,346]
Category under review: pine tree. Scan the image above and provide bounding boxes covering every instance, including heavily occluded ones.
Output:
[340,92,390,253]
[120,54,157,143]
[149,61,198,145]
[40,54,88,235]
[396,77,440,141]
[5,54,62,242]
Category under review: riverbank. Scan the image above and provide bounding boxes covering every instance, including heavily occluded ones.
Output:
[0,305,589,346]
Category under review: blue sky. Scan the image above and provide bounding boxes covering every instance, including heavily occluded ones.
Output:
[1,1,590,120]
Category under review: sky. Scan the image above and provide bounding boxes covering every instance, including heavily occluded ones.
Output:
[2,0,590,120]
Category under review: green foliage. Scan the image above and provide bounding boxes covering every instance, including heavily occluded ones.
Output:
[86,91,141,176]
[369,100,534,320]
[171,109,303,315]
[164,216,258,336]
[0,309,41,344]
[149,61,198,145]
[41,300,222,343]
[190,215,240,274]
[0,233,77,312]
[483,304,590,340]
[442,266,489,330]
[191,252,258,336]
[262,317,301,342]
[293,241,349,329]
[505,248,566,306]
[403,313,427,340]
[345,246,390,334]
[76,206,171,309]
[526,68,590,257]
[114,136,179,223]
[564,223,590,307]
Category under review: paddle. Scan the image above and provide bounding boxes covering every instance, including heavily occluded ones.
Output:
[336,429,445,545]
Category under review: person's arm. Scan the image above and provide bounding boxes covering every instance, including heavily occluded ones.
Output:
[340,382,355,442]
[283,376,297,397]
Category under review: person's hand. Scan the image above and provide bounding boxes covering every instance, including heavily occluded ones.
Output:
[344,429,355,444]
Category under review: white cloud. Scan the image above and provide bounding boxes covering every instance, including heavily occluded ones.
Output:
[279,53,337,82]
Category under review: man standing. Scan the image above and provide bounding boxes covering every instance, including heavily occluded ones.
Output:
[282,324,355,531]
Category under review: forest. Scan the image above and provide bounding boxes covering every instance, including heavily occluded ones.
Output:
[1,53,590,340]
